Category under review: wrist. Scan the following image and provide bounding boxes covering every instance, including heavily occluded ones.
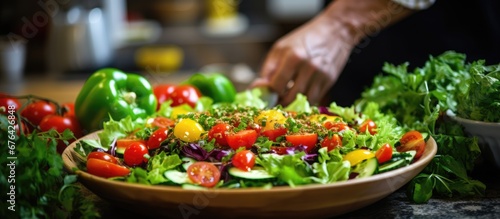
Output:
[321,0,414,45]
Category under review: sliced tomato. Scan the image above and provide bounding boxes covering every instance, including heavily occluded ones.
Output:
[375,143,393,164]
[320,134,342,151]
[285,133,318,153]
[359,119,377,135]
[87,151,118,164]
[148,117,175,129]
[226,129,258,150]
[186,161,221,188]
[207,123,231,147]
[86,158,130,178]
[397,130,425,160]
[232,150,256,171]
[147,128,169,150]
[261,127,287,142]
[270,146,289,155]
[323,121,350,133]
[123,141,149,166]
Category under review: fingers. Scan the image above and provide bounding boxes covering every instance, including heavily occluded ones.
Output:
[269,50,301,96]
[279,62,316,106]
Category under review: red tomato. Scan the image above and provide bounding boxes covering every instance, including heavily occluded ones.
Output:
[359,119,377,135]
[150,116,175,129]
[21,101,57,127]
[39,114,83,154]
[123,141,149,166]
[186,161,221,188]
[226,129,258,150]
[116,138,147,154]
[208,123,231,147]
[320,134,342,151]
[397,130,426,160]
[375,143,393,164]
[169,85,201,108]
[0,94,21,115]
[87,151,118,164]
[61,102,75,117]
[286,133,318,153]
[232,150,256,171]
[147,128,169,150]
[270,146,289,155]
[86,158,130,178]
[153,84,176,110]
[261,127,287,142]
[324,121,350,133]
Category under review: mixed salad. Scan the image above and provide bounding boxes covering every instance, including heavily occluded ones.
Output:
[75,94,426,189]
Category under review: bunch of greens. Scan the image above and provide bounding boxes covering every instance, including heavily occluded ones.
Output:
[456,61,500,122]
[357,51,487,203]
[0,116,99,219]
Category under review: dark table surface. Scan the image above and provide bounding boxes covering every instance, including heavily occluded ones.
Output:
[84,159,500,219]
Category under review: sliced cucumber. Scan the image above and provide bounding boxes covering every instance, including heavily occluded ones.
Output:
[352,157,379,178]
[164,170,191,184]
[228,166,276,180]
[378,159,407,173]
[181,184,207,190]
[181,157,196,171]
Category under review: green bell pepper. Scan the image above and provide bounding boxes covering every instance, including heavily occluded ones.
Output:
[75,68,157,132]
[183,73,237,103]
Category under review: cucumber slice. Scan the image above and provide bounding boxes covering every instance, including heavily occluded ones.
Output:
[352,157,379,178]
[378,159,407,173]
[164,170,191,184]
[181,157,196,171]
[228,166,276,180]
[181,184,207,190]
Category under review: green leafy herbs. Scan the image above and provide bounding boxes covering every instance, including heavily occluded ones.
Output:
[0,126,99,218]
[456,61,500,122]
[356,51,486,203]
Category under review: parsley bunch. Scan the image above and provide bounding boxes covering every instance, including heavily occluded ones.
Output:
[0,115,99,219]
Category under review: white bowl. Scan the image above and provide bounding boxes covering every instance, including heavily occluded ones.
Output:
[446,110,500,169]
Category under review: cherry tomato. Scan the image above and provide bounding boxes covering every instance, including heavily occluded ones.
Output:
[397,130,426,160]
[148,116,175,129]
[87,151,118,164]
[169,85,201,108]
[359,119,377,135]
[186,161,221,188]
[261,127,287,142]
[232,150,256,171]
[0,94,21,115]
[270,146,289,155]
[320,134,342,151]
[21,101,57,127]
[147,128,169,150]
[343,149,375,167]
[153,84,176,110]
[207,123,231,147]
[39,114,83,154]
[61,102,75,117]
[226,129,258,150]
[324,121,350,133]
[254,109,287,131]
[116,138,147,154]
[86,158,130,178]
[174,118,204,142]
[375,143,393,164]
[123,141,149,166]
[285,133,318,153]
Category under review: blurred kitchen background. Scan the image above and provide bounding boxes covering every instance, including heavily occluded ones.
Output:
[0,0,325,95]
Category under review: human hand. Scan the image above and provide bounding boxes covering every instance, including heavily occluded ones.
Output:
[251,0,413,106]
